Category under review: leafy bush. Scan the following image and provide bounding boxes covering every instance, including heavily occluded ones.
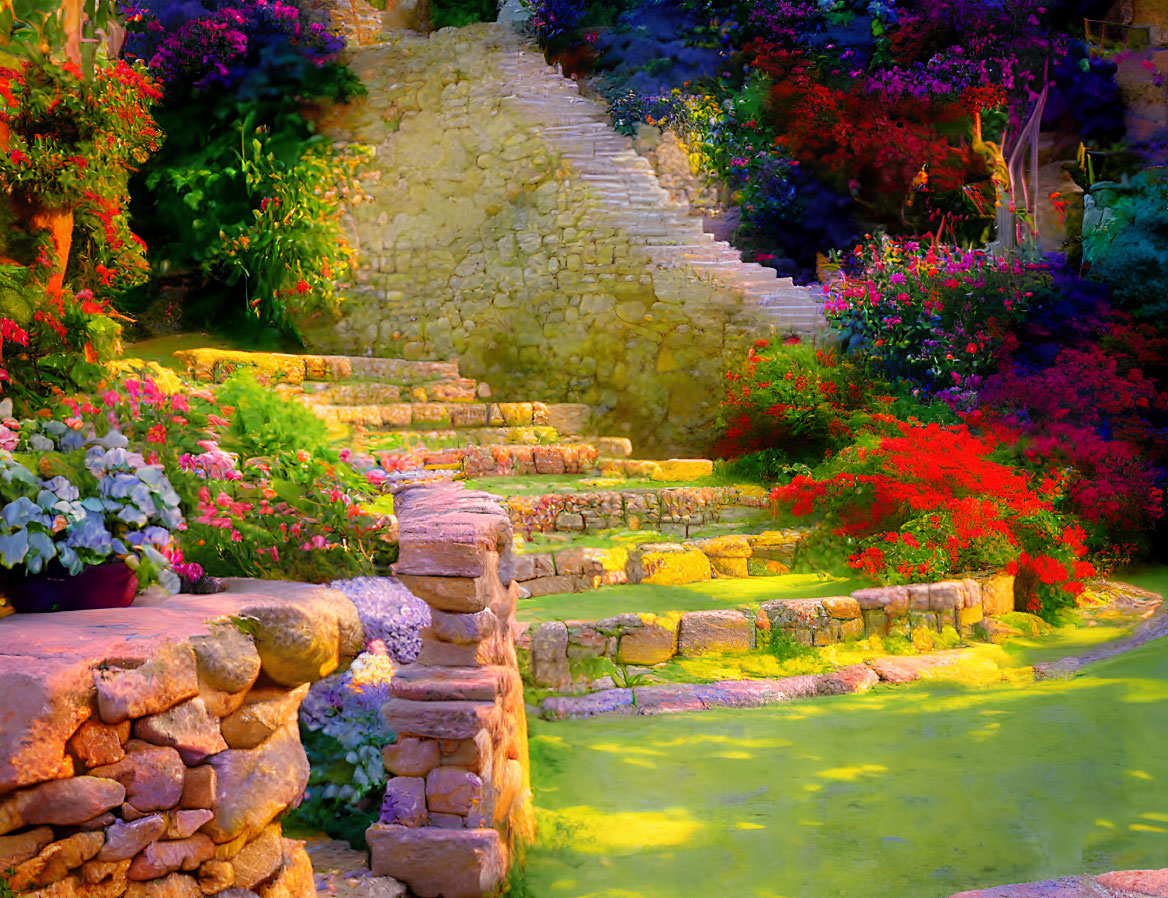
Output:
[211,368,333,460]
[773,419,1097,619]
[431,0,496,28]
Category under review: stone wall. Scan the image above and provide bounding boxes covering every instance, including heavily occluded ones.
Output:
[0,585,363,898]
[312,25,781,455]
[523,573,1017,690]
[368,482,534,898]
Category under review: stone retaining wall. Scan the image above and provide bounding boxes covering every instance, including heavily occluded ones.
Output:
[523,573,1016,690]
[0,584,363,898]
[369,482,534,898]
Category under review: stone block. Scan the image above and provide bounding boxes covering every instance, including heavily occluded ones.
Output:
[196,859,233,894]
[180,766,216,810]
[90,747,184,813]
[425,768,482,816]
[203,724,309,843]
[851,586,910,617]
[761,598,827,631]
[822,597,862,620]
[650,459,713,481]
[596,437,633,458]
[380,777,426,827]
[979,573,1015,616]
[97,815,168,862]
[616,624,677,665]
[523,575,576,597]
[511,554,555,581]
[168,810,214,840]
[429,608,498,646]
[255,839,313,898]
[11,832,105,891]
[94,642,200,725]
[638,548,711,585]
[529,622,571,689]
[231,825,283,891]
[220,685,309,751]
[366,825,507,898]
[382,737,441,778]
[0,826,54,868]
[907,583,931,611]
[69,720,131,770]
[128,834,215,880]
[134,698,227,765]
[381,699,496,742]
[927,581,965,611]
[190,622,262,695]
[677,610,752,655]
[124,872,201,898]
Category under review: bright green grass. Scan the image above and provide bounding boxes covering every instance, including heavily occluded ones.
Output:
[122,334,263,369]
[517,574,863,623]
[1116,565,1168,601]
[523,638,1168,898]
[516,517,775,557]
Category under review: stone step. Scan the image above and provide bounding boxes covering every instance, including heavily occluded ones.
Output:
[174,348,463,385]
[297,378,484,405]
[305,400,591,434]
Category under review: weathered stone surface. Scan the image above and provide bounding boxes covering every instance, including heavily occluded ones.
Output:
[123,872,201,898]
[82,857,131,886]
[379,777,426,826]
[204,724,309,842]
[677,610,751,655]
[428,608,497,645]
[180,767,216,810]
[597,437,633,458]
[1095,869,1168,896]
[761,598,828,630]
[818,664,880,696]
[850,586,910,616]
[521,575,575,598]
[821,597,862,620]
[947,875,1116,897]
[190,622,262,695]
[240,606,340,688]
[425,768,482,816]
[97,815,168,862]
[366,825,507,898]
[541,689,636,721]
[389,667,499,703]
[381,699,496,742]
[1,825,55,867]
[95,643,200,725]
[168,810,215,840]
[255,840,313,898]
[220,686,308,751]
[70,720,131,770]
[414,632,497,668]
[616,623,677,665]
[395,575,492,614]
[91,748,184,813]
[10,832,105,891]
[382,737,441,777]
[980,573,1016,616]
[2,777,126,831]
[231,826,283,891]
[128,835,215,880]
[529,621,571,688]
[510,554,554,582]
[134,698,227,765]
[196,859,233,894]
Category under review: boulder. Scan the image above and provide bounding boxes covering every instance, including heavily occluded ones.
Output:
[123,872,201,898]
[529,622,571,689]
[94,643,200,725]
[190,622,262,695]
[90,747,184,813]
[616,623,677,666]
[10,832,105,891]
[366,826,507,898]
[69,720,131,769]
[0,826,54,867]
[203,724,309,843]
[677,610,751,655]
[382,738,441,778]
[255,839,314,898]
[381,699,497,742]
[134,698,228,765]
[96,815,168,862]
[231,825,284,891]
[127,835,215,880]
[220,686,309,751]
[3,777,126,832]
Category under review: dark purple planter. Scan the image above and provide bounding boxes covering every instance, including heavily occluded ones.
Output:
[8,562,138,613]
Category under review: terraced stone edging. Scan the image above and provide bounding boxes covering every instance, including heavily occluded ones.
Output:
[949,867,1168,897]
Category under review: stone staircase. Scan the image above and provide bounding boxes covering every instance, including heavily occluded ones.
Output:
[494,35,825,332]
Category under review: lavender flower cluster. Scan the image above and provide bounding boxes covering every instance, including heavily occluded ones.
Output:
[329,575,432,664]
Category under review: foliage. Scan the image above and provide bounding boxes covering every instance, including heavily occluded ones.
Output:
[529,0,585,52]
[715,337,892,464]
[773,418,1096,619]
[293,646,395,849]
[1083,168,1168,324]
[431,0,497,29]
[213,368,333,460]
[825,239,1041,393]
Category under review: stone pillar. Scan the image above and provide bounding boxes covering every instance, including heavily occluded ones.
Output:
[369,483,535,898]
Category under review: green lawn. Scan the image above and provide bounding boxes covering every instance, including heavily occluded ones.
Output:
[517,574,863,623]
[123,334,263,369]
[523,638,1168,898]
[466,473,750,496]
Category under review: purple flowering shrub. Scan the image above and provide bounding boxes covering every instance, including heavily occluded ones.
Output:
[530,0,585,52]
[329,575,432,664]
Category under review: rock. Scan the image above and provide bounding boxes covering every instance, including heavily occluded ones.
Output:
[979,573,1016,616]
[97,815,168,862]
[637,547,711,586]
[428,609,497,646]
[510,554,554,582]
[677,610,751,655]
[82,858,131,886]
[424,768,481,816]
[870,658,923,684]
[529,622,571,688]
[91,747,185,812]
[366,825,507,898]
[4,777,126,831]
[190,622,262,695]
[134,698,228,765]
[128,835,215,880]
[616,623,677,665]
[541,689,635,721]
[230,826,283,891]
[10,832,105,891]
[0,826,54,867]
[94,643,200,725]
[1095,869,1168,896]
[818,665,879,696]
[69,720,131,769]
[180,767,217,810]
[379,777,426,826]
[596,437,632,458]
[123,872,201,898]
[821,597,862,620]
[203,724,309,843]
[382,737,441,778]
[850,586,910,617]
[521,575,576,598]
[220,686,308,751]
[381,699,497,742]
[396,574,493,615]
[168,810,215,840]
[240,605,340,688]
[389,667,500,703]
[649,459,713,481]
[255,840,314,898]
[196,859,233,894]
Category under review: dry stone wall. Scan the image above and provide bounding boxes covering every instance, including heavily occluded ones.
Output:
[369,482,534,898]
[0,585,362,898]
[313,24,787,455]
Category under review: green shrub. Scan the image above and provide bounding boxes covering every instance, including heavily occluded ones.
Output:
[214,369,333,460]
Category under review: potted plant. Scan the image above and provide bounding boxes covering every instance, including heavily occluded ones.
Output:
[0,419,185,612]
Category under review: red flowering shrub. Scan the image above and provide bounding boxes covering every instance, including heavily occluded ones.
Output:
[772,419,1096,619]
